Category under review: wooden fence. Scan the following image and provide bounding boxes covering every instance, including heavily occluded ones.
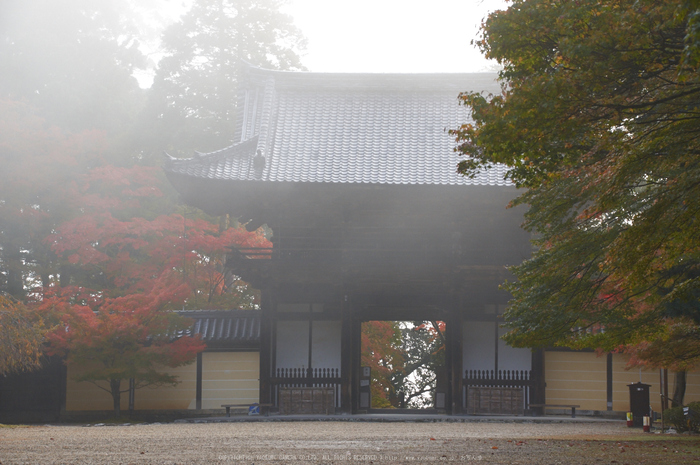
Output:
[463,369,533,414]
[272,368,342,408]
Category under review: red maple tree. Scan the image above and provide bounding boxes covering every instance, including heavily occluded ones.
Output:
[37,162,269,416]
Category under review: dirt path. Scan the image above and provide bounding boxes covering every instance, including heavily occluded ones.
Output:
[1,421,698,464]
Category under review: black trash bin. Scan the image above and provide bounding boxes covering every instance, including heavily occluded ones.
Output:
[628,382,650,427]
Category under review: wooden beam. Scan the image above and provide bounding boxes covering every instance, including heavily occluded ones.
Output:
[340,295,353,413]
[351,317,362,413]
[447,308,463,415]
[606,353,613,411]
[259,290,274,405]
[196,352,202,410]
[531,349,546,408]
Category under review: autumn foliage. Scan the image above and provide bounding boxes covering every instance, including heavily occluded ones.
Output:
[34,160,269,416]
[362,321,445,408]
[0,294,47,375]
[0,99,105,299]
[453,0,700,373]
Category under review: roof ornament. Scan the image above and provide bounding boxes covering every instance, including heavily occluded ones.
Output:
[253,149,266,179]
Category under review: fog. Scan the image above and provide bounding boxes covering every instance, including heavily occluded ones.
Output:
[0,0,512,300]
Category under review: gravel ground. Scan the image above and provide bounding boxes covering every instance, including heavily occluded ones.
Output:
[1,420,699,464]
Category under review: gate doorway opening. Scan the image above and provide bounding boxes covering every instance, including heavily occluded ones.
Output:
[361,320,446,410]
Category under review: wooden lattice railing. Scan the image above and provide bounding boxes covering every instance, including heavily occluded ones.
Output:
[464,369,533,387]
[272,367,342,408]
[463,369,534,412]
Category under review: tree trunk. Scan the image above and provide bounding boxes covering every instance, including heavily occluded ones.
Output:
[59,265,72,287]
[4,241,25,299]
[671,370,687,408]
[110,379,121,417]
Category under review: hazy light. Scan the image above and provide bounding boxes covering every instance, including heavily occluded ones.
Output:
[284,0,507,73]
[139,0,507,86]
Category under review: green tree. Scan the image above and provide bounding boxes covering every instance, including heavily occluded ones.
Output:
[146,0,306,155]
[393,321,446,409]
[361,321,445,408]
[0,0,145,134]
[452,0,700,378]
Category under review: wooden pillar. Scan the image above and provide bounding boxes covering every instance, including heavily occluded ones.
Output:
[59,359,68,417]
[606,353,613,411]
[259,290,274,405]
[128,378,135,412]
[531,348,546,410]
[195,352,203,410]
[350,317,362,413]
[447,310,464,414]
[340,295,353,413]
[663,369,669,411]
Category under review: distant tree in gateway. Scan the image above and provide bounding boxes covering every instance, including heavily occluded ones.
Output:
[361,321,403,408]
[397,321,446,409]
[452,0,700,399]
[362,321,445,409]
[146,0,306,156]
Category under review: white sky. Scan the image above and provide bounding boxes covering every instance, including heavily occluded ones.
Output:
[283,0,508,73]
[155,0,508,74]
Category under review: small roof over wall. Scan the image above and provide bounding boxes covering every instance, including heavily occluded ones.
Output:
[178,310,260,350]
[164,65,507,188]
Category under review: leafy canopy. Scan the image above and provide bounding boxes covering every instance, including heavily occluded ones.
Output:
[147,0,306,155]
[452,0,700,370]
[362,321,445,408]
[0,99,105,299]
[0,0,145,133]
[38,162,268,416]
[0,294,47,375]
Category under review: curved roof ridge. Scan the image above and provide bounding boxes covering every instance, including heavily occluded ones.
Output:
[166,136,259,163]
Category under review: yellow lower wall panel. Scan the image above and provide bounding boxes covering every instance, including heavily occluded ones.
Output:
[133,362,196,410]
[66,361,197,411]
[66,351,261,411]
[545,351,607,411]
[685,372,700,404]
[547,353,700,414]
[201,352,259,409]
[614,364,700,412]
[611,353,663,413]
[65,374,129,411]
[204,379,259,390]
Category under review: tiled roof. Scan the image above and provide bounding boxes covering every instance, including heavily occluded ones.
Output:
[165,65,509,186]
[178,310,260,348]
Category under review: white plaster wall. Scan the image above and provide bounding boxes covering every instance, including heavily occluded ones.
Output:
[497,326,532,371]
[275,320,310,369]
[462,320,496,372]
[311,320,341,369]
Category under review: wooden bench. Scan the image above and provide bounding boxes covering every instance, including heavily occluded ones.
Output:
[529,404,580,418]
[221,403,274,417]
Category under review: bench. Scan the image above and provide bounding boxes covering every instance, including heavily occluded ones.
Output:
[221,403,274,417]
[529,404,580,418]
